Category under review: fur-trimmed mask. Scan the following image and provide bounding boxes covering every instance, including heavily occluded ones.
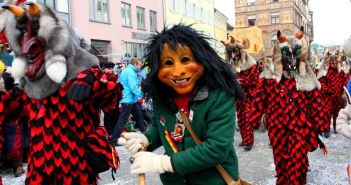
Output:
[337,49,350,74]
[3,2,98,99]
[316,49,348,78]
[221,36,256,73]
[271,26,320,91]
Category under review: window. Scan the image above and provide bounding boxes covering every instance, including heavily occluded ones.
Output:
[247,0,255,6]
[248,15,256,26]
[124,42,147,58]
[170,0,177,11]
[57,0,69,13]
[186,1,192,16]
[137,7,145,30]
[207,11,213,24]
[121,2,131,27]
[90,0,109,23]
[42,0,70,23]
[184,0,188,15]
[200,8,204,22]
[271,13,280,24]
[43,0,56,9]
[150,10,157,32]
[192,4,196,19]
[91,39,112,62]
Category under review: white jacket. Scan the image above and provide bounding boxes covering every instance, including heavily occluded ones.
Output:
[336,105,351,139]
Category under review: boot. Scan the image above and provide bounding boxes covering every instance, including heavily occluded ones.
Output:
[323,132,330,138]
[14,165,25,177]
[243,145,252,151]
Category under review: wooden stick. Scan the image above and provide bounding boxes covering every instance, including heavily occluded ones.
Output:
[122,132,147,185]
[138,145,146,185]
[138,174,146,185]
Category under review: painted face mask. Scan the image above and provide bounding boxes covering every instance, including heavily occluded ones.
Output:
[281,45,302,77]
[274,27,305,78]
[158,43,204,95]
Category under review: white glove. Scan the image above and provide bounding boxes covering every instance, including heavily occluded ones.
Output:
[117,132,150,154]
[131,151,173,174]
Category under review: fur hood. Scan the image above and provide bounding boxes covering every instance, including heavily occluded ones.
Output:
[262,27,320,92]
[5,3,98,99]
[336,88,351,139]
[316,49,350,79]
[222,37,257,73]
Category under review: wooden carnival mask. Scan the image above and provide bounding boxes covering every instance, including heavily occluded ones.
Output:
[221,37,250,64]
[274,26,306,78]
[158,43,204,95]
[221,36,253,72]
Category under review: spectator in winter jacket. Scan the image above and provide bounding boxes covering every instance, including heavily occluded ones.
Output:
[336,95,351,184]
[336,104,351,138]
[347,77,351,95]
[111,58,146,144]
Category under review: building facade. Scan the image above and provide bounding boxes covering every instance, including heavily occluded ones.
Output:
[163,0,215,45]
[214,8,229,58]
[40,0,164,63]
[235,0,313,56]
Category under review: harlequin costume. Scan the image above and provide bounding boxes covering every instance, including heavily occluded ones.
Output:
[316,49,351,134]
[0,2,26,182]
[222,37,259,150]
[0,2,120,185]
[249,27,327,185]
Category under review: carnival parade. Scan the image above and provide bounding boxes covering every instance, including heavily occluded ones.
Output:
[0,0,350,184]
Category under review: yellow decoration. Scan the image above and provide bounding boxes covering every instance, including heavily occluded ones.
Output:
[0,61,5,72]
[230,26,264,54]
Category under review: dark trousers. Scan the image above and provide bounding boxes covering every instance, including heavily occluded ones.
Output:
[104,108,120,135]
[111,103,146,144]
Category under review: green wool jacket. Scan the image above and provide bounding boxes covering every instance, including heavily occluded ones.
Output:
[145,87,239,185]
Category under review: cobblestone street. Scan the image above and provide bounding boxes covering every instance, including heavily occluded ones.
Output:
[4,129,349,185]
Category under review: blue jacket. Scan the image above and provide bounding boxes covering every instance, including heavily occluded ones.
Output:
[347,77,351,94]
[119,64,142,104]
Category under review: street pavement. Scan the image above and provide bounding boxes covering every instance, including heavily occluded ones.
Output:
[2,129,350,185]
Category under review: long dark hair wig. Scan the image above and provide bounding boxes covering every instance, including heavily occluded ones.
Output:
[142,24,243,105]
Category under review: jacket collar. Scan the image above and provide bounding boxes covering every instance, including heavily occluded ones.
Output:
[192,86,209,101]
[127,64,140,73]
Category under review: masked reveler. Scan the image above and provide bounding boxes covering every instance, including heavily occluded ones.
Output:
[248,27,328,185]
[0,2,120,184]
[118,24,245,185]
[316,49,351,136]
[222,37,259,150]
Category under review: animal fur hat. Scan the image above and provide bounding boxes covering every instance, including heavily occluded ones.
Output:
[221,36,257,73]
[4,2,98,99]
[270,27,320,91]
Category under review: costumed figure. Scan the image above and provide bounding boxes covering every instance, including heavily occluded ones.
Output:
[316,49,350,135]
[1,2,120,184]
[222,36,259,150]
[1,70,26,177]
[248,27,327,185]
[118,24,247,185]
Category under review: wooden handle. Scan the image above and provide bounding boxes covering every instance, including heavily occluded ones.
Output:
[138,142,147,185]
[138,174,146,185]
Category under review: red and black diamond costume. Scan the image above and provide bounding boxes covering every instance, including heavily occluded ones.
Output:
[316,50,351,133]
[1,2,121,184]
[236,65,259,147]
[1,67,120,184]
[249,28,326,185]
[222,37,259,148]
